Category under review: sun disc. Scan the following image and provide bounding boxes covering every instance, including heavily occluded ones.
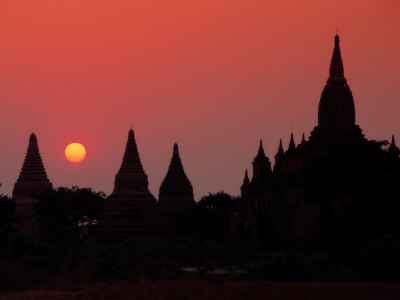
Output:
[65,143,86,163]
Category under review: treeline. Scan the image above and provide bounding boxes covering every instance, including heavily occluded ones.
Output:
[0,183,399,286]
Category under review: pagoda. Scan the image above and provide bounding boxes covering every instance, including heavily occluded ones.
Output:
[159,143,195,217]
[12,133,53,230]
[96,129,167,235]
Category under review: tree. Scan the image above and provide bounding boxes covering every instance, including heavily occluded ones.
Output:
[0,186,15,248]
[34,186,106,241]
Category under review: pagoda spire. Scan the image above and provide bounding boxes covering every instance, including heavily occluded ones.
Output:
[160,143,192,188]
[159,143,194,216]
[243,169,250,185]
[118,129,145,174]
[13,133,52,195]
[328,34,347,84]
[13,133,53,231]
[277,139,284,156]
[391,135,396,147]
[301,133,306,144]
[288,133,296,151]
[257,140,265,157]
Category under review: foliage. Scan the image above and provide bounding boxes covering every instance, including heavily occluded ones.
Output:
[174,192,238,240]
[34,186,106,241]
[0,188,15,249]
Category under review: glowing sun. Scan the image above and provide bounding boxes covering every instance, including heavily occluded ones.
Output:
[65,143,86,163]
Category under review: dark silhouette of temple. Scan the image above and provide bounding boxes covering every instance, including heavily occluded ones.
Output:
[12,133,53,230]
[96,129,194,235]
[234,35,400,239]
[159,143,195,217]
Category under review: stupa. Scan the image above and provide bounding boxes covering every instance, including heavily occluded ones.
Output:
[97,129,167,235]
[159,143,195,216]
[12,133,53,230]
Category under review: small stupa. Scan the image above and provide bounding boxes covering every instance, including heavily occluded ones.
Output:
[12,133,53,230]
[159,143,195,216]
[97,129,167,235]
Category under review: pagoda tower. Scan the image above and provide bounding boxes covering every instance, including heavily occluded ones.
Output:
[12,133,53,230]
[97,129,167,235]
[252,140,272,182]
[159,143,195,216]
[309,34,364,144]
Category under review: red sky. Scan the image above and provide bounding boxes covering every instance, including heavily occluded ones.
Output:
[0,0,399,199]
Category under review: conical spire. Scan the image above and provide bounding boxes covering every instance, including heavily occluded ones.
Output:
[243,169,250,185]
[276,139,284,156]
[14,133,51,188]
[159,143,194,215]
[253,139,270,164]
[301,133,306,144]
[118,129,145,174]
[13,133,53,231]
[257,140,265,157]
[161,143,191,186]
[328,34,346,84]
[288,133,296,151]
[391,135,396,147]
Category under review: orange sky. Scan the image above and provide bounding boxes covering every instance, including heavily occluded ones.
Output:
[0,0,399,199]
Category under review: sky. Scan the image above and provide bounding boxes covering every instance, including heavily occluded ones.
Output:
[0,0,399,200]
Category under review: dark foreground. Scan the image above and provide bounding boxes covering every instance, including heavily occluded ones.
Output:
[1,281,399,300]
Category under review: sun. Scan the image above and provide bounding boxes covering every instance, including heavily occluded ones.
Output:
[65,143,86,163]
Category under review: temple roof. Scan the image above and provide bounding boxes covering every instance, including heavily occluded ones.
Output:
[328,35,346,84]
[118,129,145,174]
[276,139,284,156]
[242,169,250,186]
[15,133,51,184]
[253,140,270,164]
[159,143,193,197]
[318,34,355,126]
[288,133,296,151]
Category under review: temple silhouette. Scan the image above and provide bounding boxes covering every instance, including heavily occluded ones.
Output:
[10,34,399,238]
[233,34,400,239]
[12,133,53,230]
[12,129,195,234]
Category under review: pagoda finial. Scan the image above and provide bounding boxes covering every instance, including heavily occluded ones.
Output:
[277,139,284,156]
[301,133,305,144]
[328,34,346,84]
[257,139,265,156]
[29,133,37,145]
[243,169,250,185]
[288,133,296,150]
[391,135,396,147]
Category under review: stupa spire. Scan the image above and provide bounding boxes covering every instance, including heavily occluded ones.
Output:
[277,139,284,156]
[301,133,306,144]
[118,129,145,174]
[13,133,52,194]
[243,169,250,185]
[391,135,396,147]
[13,133,53,231]
[160,143,191,186]
[159,143,195,216]
[328,34,346,84]
[257,140,265,157]
[288,133,296,151]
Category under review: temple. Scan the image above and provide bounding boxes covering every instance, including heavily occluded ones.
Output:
[234,35,400,239]
[96,129,168,235]
[12,133,53,230]
[159,143,195,217]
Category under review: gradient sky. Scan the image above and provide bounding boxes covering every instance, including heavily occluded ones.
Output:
[0,0,399,200]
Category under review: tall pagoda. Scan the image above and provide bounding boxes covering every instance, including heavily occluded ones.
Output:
[159,143,195,217]
[12,133,53,230]
[96,129,167,235]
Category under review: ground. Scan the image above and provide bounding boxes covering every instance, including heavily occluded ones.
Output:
[1,281,399,300]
